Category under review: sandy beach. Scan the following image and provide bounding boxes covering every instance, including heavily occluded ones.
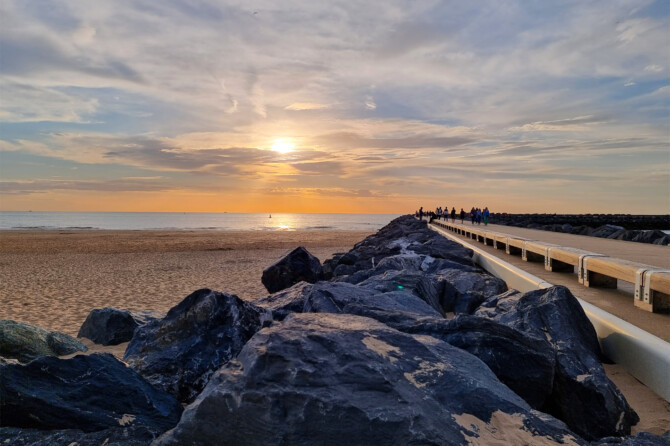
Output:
[0,229,372,337]
[1,229,668,435]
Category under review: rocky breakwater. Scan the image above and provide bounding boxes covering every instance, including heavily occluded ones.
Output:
[2,215,668,445]
[490,213,670,246]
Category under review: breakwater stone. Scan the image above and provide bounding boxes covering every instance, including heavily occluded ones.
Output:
[153,313,586,446]
[474,286,639,440]
[78,307,163,346]
[262,246,323,293]
[0,353,182,433]
[0,319,87,363]
[123,288,272,403]
[490,214,670,246]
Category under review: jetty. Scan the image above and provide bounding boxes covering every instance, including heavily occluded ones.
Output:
[426,218,670,403]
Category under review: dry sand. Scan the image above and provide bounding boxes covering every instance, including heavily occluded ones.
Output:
[1,229,667,435]
[0,229,372,336]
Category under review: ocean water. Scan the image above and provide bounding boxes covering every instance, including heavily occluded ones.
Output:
[0,211,402,231]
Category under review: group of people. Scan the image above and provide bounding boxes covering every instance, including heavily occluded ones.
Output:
[415,205,491,226]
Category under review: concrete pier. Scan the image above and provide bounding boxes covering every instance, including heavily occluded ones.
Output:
[429,219,670,343]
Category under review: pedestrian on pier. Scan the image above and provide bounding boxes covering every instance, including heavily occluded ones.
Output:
[470,207,476,224]
[483,207,490,226]
[460,208,465,223]
[419,207,423,220]
[451,207,456,222]
[476,208,482,225]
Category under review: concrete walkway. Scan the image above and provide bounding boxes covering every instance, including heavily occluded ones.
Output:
[430,220,670,342]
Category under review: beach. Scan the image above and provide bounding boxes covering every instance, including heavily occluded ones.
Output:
[1,228,668,435]
[0,229,372,337]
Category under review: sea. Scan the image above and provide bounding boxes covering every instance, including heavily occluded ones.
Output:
[0,211,402,231]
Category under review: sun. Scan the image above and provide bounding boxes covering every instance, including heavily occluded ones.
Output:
[271,139,295,154]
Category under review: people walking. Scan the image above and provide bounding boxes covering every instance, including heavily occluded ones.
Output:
[483,207,490,226]
[476,208,482,225]
[460,208,465,223]
[470,207,476,225]
[450,207,456,222]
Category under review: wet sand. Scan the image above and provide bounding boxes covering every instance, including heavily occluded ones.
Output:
[1,229,667,435]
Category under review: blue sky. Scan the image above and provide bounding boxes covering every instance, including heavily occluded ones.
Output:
[1,0,668,213]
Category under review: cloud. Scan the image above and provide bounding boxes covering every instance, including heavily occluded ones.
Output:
[510,115,609,131]
[315,132,475,149]
[0,178,174,195]
[0,81,99,122]
[644,64,664,73]
[285,102,329,110]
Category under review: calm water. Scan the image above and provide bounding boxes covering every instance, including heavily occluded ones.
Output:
[0,211,402,231]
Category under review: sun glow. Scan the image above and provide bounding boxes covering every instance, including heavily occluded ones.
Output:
[271,139,295,154]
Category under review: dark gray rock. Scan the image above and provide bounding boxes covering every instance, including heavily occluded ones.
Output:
[439,269,508,314]
[261,246,323,293]
[413,314,556,409]
[336,253,478,286]
[0,320,87,363]
[0,425,158,446]
[123,289,272,403]
[357,269,446,316]
[78,308,163,346]
[254,281,442,323]
[591,431,670,445]
[590,225,626,238]
[154,313,586,446]
[0,353,182,434]
[474,286,638,440]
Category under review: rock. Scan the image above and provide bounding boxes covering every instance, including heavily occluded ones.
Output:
[412,314,556,410]
[123,289,271,403]
[261,246,323,293]
[0,353,182,434]
[652,235,670,246]
[78,308,163,346]
[325,215,474,278]
[591,431,670,445]
[0,425,158,446]
[254,281,442,323]
[474,286,638,440]
[154,313,586,446]
[0,320,87,363]
[357,269,446,316]
[633,230,669,245]
[439,269,508,314]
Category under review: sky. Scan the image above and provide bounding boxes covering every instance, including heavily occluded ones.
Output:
[0,0,668,214]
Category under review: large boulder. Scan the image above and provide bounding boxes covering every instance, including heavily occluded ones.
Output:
[357,269,446,316]
[0,353,182,434]
[0,320,87,363]
[154,313,585,446]
[0,425,158,446]
[261,246,323,293]
[254,281,442,323]
[439,269,508,314]
[123,289,271,403]
[475,286,638,440]
[409,314,556,409]
[78,308,163,346]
